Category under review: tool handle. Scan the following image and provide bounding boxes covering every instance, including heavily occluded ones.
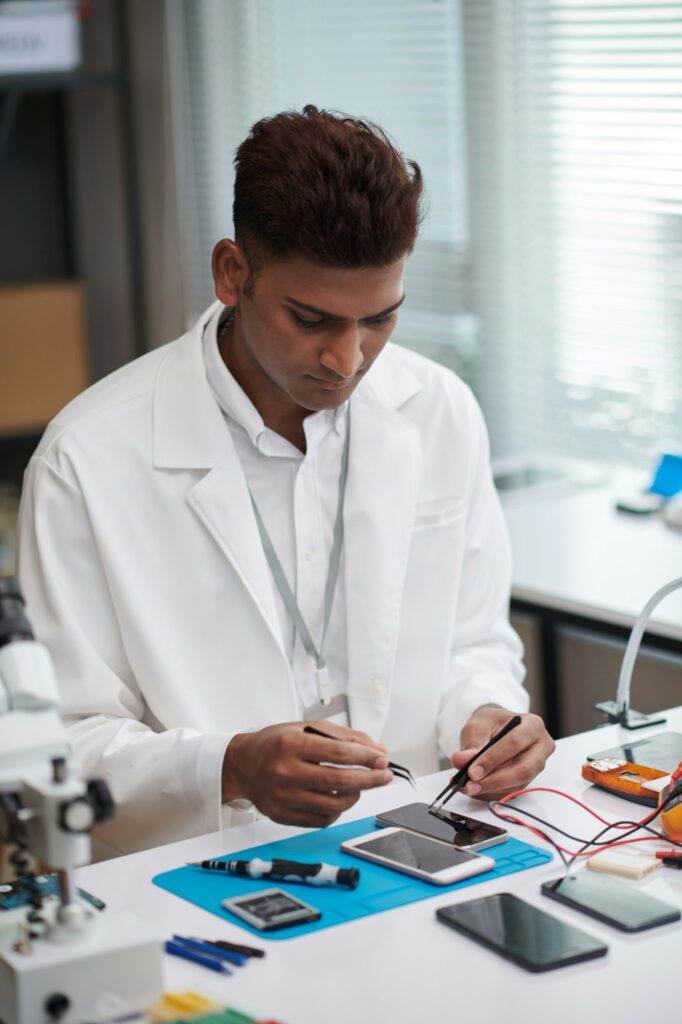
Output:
[303,724,337,741]
[165,940,228,973]
[229,857,359,888]
[268,859,359,889]
[172,935,245,966]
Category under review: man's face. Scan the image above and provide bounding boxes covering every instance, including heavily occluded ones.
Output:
[219,252,405,419]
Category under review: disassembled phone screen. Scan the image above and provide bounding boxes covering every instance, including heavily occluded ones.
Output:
[221,887,321,931]
[375,802,508,851]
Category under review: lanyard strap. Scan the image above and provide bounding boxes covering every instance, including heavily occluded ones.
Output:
[248,407,351,672]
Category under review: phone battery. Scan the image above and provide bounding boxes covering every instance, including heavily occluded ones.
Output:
[222,887,321,931]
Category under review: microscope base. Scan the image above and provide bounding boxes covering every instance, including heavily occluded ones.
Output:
[0,908,162,1024]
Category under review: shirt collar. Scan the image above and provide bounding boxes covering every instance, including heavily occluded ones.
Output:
[203,305,266,448]
[202,304,348,453]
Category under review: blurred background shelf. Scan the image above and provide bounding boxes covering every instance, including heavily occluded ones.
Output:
[0,0,184,573]
[0,0,146,572]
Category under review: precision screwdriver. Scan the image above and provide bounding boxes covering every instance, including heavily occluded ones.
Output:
[188,856,360,889]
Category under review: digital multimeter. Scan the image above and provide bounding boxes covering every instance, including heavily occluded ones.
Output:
[581,757,670,807]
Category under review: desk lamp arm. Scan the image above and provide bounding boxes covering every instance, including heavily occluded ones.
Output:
[595,576,682,730]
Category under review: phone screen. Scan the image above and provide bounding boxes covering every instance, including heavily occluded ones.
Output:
[541,872,681,932]
[437,892,608,972]
[351,829,483,874]
[375,802,508,850]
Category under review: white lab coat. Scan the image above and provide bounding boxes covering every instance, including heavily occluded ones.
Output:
[17,303,527,854]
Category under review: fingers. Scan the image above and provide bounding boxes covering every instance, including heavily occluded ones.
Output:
[248,725,394,828]
[452,710,556,799]
[305,719,388,755]
[300,731,389,771]
[451,747,477,771]
[465,745,551,800]
[270,743,392,794]
[306,764,394,794]
[259,768,391,828]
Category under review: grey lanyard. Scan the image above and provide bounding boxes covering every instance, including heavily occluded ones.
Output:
[248,407,351,710]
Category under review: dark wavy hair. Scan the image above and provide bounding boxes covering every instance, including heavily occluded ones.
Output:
[233,105,424,289]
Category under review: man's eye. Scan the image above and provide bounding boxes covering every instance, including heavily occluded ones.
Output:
[366,313,396,327]
[292,312,326,330]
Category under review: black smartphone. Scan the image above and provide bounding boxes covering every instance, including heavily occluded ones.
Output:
[375,802,508,851]
[436,892,608,972]
[541,871,681,932]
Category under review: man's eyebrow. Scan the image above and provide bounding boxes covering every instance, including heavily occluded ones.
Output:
[284,294,406,320]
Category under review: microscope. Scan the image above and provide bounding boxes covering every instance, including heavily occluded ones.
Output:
[0,578,162,1024]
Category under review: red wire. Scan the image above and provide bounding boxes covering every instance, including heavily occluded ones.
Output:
[492,785,664,858]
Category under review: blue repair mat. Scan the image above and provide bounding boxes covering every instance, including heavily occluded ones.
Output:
[153,816,552,940]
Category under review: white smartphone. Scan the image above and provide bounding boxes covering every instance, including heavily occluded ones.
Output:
[341,827,495,886]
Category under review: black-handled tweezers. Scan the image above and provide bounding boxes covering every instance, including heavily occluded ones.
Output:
[428,714,523,814]
[303,724,416,789]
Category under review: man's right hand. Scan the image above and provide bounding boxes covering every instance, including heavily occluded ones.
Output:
[221,721,393,828]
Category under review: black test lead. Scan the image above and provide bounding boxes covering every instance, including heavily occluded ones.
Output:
[188,856,360,889]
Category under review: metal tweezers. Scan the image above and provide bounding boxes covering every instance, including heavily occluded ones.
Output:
[428,714,522,814]
[303,724,416,789]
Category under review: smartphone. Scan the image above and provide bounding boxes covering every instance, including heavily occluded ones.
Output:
[221,887,321,931]
[541,871,681,932]
[341,827,494,886]
[437,892,608,972]
[375,802,508,851]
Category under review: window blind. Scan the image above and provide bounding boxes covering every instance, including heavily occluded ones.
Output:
[171,0,682,464]
[462,0,682,462]
[171,0,474,377]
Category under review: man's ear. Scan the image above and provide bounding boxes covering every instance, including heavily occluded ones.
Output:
[212,239,251,305]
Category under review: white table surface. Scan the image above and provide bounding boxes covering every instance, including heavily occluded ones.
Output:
[76,709,682,1023]
[502,475,682,640]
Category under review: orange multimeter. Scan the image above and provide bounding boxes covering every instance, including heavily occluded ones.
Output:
[659,765,682,843]
[581,757,671,807]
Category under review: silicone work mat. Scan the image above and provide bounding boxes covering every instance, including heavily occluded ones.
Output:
[153,816,552,940]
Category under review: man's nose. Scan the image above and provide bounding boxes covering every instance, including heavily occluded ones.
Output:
[319,324,364,379]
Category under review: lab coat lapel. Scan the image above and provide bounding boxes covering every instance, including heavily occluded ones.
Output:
[186,458,283,649]
[344,393,421,740]
[153,308,284,654]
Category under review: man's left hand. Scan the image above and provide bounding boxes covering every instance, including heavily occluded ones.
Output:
[451,706,555,800]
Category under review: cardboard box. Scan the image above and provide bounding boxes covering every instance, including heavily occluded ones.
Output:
[0,1,81,75]
[0,280,90,435]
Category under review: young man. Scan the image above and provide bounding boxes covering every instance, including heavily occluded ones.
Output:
[18,107,554,854]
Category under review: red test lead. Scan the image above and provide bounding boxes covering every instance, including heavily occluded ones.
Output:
[655,851,682,868]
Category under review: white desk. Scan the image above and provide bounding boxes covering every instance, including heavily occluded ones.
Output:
[76,710,682,1023]
[503,474,682,641]
[501,474,682,735]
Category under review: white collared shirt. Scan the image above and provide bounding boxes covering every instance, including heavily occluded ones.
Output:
[202,305,350,715]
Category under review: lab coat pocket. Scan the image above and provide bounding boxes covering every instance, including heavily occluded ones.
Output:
[412,497,465,531]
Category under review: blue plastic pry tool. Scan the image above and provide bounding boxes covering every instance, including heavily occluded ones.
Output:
[649,454,682,498]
